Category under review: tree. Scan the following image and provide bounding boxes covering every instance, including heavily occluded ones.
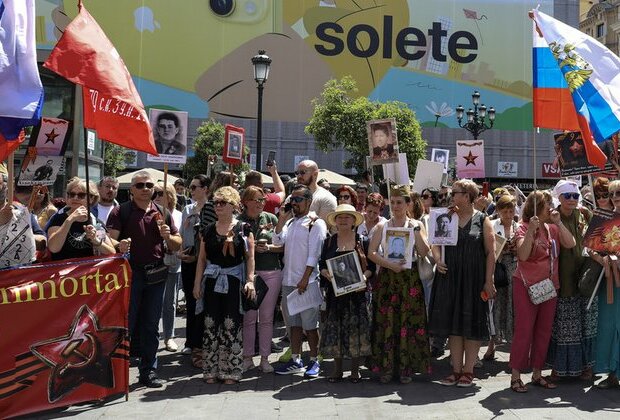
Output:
[305,76,427,175]
[184,119,249,180]
[103,143,127,177]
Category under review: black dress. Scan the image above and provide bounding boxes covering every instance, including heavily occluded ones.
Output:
[201,221,246,381]
[428,211,489,341]
[319,234,374,358]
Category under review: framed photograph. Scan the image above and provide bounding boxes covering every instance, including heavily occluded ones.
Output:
[428,207,459,246]
[494,233,507,261]
[326,252,366,296]
[431,148,449,173]
[383,227,415,269]
[367,118,399,165]
[223,124,245,164]
[147,108,188,164]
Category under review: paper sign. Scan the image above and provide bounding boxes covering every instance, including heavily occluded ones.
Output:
[286,281,323,316]
[87,130,96,151]
[497,161,518,177]
[412,159,444,194]
[383,153,410,185]
[147,109,188,164]
[456,140,485,178]
[431,148,449,173]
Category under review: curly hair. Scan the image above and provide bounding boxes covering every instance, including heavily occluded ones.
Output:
[365,192,384,210]
[336,185,358,208]
[213,186,241,207]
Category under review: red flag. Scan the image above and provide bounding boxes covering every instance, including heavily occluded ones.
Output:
[42,1,156,155]
[0,130,26,161]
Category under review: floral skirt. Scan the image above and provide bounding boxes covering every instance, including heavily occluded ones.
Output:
[320,292,371,358]
[371,268,431,377]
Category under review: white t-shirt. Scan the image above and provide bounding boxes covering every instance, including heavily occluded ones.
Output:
[96,203,115,225]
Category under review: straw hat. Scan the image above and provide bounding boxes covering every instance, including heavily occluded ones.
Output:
[326,204,364,227]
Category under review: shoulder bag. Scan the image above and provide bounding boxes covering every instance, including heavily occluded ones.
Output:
[521,225,556,305]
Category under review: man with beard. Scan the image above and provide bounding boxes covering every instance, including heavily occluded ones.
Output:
[93,176,119,225]
[294,160,336,221]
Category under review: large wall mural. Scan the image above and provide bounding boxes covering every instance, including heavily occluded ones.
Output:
[36,0,554,130]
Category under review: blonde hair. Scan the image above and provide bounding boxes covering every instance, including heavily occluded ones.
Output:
[156,183,177,211]
[66,177,100,205]
[452,179,479,203]
[214,186,241,207]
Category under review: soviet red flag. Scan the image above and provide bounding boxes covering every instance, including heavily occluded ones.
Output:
[42,1,156,155]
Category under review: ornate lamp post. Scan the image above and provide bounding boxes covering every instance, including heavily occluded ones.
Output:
[251,50,272,171]
[455,91,496,140]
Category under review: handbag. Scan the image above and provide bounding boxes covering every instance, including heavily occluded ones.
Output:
[494,261,509,288]
[526,278,557,305]
[578,257,603,297]
[417,255,435,282]
[144,261,168,285]
[242,275,269,311]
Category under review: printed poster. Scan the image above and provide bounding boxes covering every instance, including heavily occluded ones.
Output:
[456,140,485,178]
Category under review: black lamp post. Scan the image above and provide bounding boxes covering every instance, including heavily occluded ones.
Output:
[251,50,271,171]
[455,91,496,140]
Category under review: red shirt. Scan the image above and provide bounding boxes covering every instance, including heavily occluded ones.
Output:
[514,222,560,288]
[264,192,281,215]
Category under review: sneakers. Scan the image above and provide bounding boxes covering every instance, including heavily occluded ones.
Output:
[275,358,306,375]
[139,372,164,388]
[164,339,178,352]
[303,360,320,378]
[243,358,256,372]
[181,346,192,355]
[259,359,274,373]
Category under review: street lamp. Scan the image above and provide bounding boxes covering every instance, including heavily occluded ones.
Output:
[251,50,272,171]
[455,91,496,140]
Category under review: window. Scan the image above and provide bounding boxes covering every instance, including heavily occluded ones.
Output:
[597,23,605,38]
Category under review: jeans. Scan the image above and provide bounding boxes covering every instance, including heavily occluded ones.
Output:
[161,271,179,339]
[129,264,166,376]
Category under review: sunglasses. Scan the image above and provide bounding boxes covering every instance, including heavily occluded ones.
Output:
[189,185,203,191]
[595,192,609,199]
[67,191,88,199]
[133,182,155,190]
[338,195,351,200]
[290,196,307,203]
[294,170,309,176]
[561,192,580,200]
[154,191,164,197]
[213,200,231,207]
[422,194,432,199]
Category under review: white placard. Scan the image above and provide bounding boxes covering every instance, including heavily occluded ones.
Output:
[428,207,459,246]
[286,281,323,316]
[497,161,518,177]
[87,130,96,151]
[412,160,444,194]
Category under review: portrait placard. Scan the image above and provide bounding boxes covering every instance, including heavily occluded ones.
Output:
[428,207,458,246]
[367,118,399,165]
[223,124,245,164]
[383,227,414,269]
[553,131,615,176]
[17,155,64,186]
[431,148,449,173]
[147,109,188,164]
[583,208,620,254]
[326,252,366,296]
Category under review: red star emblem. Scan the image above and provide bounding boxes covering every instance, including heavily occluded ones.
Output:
[30,305,126,403]
[44,129,60,144]
[463,151,478,166]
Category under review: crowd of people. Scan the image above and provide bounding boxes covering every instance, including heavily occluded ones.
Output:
[1,161,619,394]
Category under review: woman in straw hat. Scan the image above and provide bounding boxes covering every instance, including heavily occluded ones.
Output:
[319,204,375,383]
[367,184,432,384]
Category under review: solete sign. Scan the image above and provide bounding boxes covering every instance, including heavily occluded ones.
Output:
[315,16,478,63]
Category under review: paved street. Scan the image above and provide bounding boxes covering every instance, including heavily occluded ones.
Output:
[31,313,620,420]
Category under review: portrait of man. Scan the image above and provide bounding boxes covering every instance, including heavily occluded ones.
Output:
[332,255,358,288]
[153,111,187,156]
[435,213,452,238]
[388,237,406,259]
[228,133,242,159]
[367,118,398,165]
[33,159,54,181]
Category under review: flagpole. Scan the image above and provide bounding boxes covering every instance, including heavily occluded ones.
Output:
[83,127,91,213]
[7,152,14,204]
[163,162,168,212]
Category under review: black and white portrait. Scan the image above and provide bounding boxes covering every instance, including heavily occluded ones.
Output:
[18,156,64,187]
[431,148,449,172]
[428,207,459,246]
[147,109,188,164]
[326,252,366,296]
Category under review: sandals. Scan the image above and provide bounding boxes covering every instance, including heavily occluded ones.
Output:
[531,375,557,389]
[439,372,461,386]
[191,349,203,369]
[511,378,528,393]
[456,372,475,388]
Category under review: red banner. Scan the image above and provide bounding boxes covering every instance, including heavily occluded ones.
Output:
[0,256,131,418]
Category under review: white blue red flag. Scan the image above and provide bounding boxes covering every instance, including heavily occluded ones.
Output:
[0,0,43,140]
[532,9,619,168]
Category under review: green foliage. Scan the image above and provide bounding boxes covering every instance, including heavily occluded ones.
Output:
[305,76,427,175]
[184,119,249,179]
[103,143,127,177]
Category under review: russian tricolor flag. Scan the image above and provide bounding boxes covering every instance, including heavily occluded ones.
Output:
[532,9,617,168]
[0,0,43,154]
